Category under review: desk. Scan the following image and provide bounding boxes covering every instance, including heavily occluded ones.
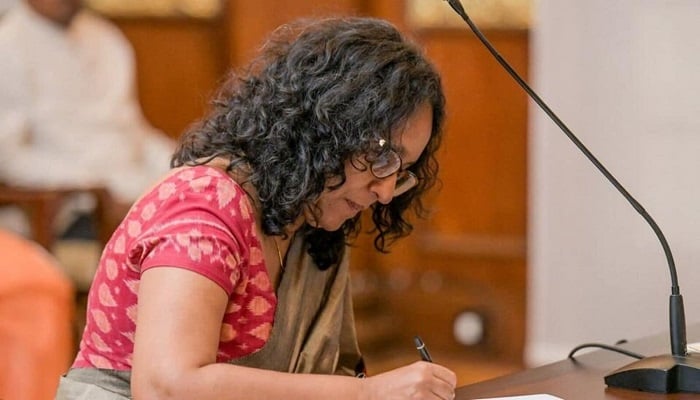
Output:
[456,325,700,399]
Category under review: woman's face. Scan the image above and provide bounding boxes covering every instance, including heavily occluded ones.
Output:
[304,102,434,231]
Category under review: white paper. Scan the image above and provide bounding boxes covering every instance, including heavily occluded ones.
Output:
[688,342,700,353]
[473,395,564,400]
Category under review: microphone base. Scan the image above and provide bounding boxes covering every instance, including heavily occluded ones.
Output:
[605,353,700,393]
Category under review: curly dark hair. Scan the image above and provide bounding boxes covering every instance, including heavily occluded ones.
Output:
[172,17,445,269]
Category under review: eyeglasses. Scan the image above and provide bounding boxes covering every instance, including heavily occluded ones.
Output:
[368,139,419,197]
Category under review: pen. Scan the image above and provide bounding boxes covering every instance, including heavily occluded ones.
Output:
[414,335,433,362]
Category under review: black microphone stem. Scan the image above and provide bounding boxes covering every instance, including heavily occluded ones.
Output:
[443,0,687,356]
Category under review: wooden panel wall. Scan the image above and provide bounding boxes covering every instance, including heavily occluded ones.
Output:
[110,0,528,365]
[364,1,528,364]
[224,1,364,67]
[112,16,229,138]
[390,29,528,362]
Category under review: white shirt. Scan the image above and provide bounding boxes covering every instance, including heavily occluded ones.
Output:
[0,2,173,203]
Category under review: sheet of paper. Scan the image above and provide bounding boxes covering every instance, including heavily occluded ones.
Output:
[472,395,563,400]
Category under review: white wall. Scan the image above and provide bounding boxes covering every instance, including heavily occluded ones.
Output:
[527,0,700,366]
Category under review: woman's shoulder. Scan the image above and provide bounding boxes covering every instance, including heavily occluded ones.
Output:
[162,165,248,197]
[134,165,256,226]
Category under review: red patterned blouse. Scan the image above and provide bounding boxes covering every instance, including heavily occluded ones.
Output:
[72,165,276,370]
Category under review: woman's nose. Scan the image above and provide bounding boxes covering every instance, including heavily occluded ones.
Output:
[370,174,397,205]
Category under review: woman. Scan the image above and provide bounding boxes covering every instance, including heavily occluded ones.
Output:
[57,16,457,400]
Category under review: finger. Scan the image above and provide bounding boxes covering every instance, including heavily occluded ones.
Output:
[429,374,456,400]
[430,385,456,400]
[430,364,457,387]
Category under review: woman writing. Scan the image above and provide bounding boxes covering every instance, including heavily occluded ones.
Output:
[57,16,456,400]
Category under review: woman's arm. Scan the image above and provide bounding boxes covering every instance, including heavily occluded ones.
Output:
[131,267,456,400]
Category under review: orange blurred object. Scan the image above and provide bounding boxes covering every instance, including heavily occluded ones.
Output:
[0,229,75,400]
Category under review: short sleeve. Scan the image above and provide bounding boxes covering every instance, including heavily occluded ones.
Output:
[123,167,257,296]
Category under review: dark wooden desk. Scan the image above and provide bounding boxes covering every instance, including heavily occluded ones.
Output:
[456,325,700,399]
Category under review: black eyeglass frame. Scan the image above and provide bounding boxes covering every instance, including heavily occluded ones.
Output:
[367,139,419,197]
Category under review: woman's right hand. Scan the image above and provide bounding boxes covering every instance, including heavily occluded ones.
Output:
[361,361,457,400]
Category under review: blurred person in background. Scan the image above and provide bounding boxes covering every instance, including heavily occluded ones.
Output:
[0,0,174,239]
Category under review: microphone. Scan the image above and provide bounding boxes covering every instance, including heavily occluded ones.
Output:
[442,0,700,393]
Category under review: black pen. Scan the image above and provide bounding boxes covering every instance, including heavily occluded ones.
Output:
[414,335,433,362]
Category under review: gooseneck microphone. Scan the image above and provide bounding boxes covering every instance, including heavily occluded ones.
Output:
[442,0,700,393]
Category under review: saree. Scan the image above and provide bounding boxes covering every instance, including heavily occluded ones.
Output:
[55,234,363,399]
